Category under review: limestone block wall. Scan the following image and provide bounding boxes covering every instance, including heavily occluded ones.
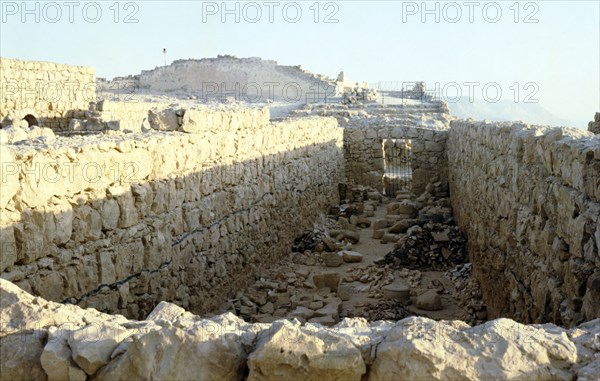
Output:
[290,103,452,195]
[589,112,600,134]
[0,109,344,319]
[448,120,600,326]
[92,100,171,132]
[0,57,96,129]
[344,121,449,195]
[138,56,336,102]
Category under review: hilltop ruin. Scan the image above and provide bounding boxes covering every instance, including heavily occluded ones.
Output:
[0,56,599,380]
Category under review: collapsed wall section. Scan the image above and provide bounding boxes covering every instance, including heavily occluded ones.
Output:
[448,120,600,326]
[0,108,344,319]
[0,57,96,129]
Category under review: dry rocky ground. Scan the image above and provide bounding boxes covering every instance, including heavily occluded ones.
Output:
[2,195,599,380]
[213,182,489,327]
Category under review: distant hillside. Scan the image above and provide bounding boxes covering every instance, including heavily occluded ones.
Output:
[447,98,583,129]
[137,56,336,102]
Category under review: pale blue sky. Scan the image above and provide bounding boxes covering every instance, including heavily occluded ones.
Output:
[1,0,598,127]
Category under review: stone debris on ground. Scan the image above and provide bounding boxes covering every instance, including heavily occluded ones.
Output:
[384,222,468,270]
[360,299,412,321]
[215,184,487,327]
[382,180,469,270]
[444,263,489,325]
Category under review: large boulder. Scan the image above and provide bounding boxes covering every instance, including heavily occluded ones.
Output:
[93,313,250,381]
[0,279,127,335]
[69,324,137,375]
[40,327,87,381]
[247,320,366,381]
[0,331,48,381]
[1,280,599,381]
[148,107,182,131]
[370,317,579,380]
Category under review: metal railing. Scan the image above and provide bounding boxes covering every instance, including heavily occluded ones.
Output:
[382,138,412,196]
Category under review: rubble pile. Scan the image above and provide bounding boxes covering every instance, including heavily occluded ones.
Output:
[341,87,378,104]
[218,183,487,327]
[291,231,322,252]
[218,252,349,325]
[0,124,56,145]
[385,222,468,270]
[361,299,412,321]
[445,263,488,325]
[379,180,468,270]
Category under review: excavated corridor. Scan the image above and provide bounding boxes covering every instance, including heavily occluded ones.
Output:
[212,183,487,327]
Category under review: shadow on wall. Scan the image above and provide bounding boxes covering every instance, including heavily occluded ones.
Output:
[0,139,344,319]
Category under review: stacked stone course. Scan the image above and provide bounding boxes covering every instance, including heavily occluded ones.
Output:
[0,57,95,129]
[344,121,449,195]
[0,108,344,319]
[589,112,600,134]
[448,120,600,326]
[290,102,452,195]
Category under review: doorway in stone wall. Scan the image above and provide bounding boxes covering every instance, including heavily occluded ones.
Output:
[382,138,412,196]
[23,114,39,127]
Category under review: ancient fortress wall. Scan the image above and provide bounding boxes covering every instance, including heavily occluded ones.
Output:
[2,57,599,330]
[87,100,172,133]
[0,57,96,129]
[343,107,450,195]
[0,108,344,319]
[344,122,448,195]
[448,120,600,326]
[589,112,600,134]
[138,57,336,102]
[290,103,452,195]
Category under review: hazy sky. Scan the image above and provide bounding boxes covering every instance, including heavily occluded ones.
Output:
[1,0,598,127]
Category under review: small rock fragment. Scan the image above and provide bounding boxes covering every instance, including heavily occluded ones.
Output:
[416,290,443,311]
[341,250,363,263]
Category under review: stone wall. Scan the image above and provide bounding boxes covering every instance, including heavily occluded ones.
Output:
[0,108,344,319]
[70,100,172,133]
[96,100,166,130]
[2,279,599,381]
[344,122,449,195]
[589,112,600,134]
[290,102,452,195]
[0,57,95,129]
[448,120,600,327]
[138,56,336,102]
